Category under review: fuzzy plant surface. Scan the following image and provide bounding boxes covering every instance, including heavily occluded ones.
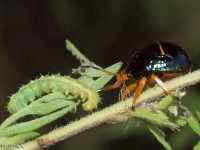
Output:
[0,40,200,150]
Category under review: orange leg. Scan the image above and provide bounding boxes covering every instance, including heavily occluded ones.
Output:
[121,82,137,100]
[145,82,150,89]
[103,81,122,90]
[103,70,130,91]
[150,74,178,99]
[133,77,147,105]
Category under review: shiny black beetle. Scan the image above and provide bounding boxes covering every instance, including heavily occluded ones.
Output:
[103,41,191,105]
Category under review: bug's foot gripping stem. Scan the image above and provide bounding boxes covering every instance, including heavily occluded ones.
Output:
[131,104,135,110]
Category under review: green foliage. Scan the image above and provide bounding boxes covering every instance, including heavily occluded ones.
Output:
[186,112,200,136]
[194,141,200,150]
[0,40,122,148]
[147,124,172,150]
[0,40,199,150]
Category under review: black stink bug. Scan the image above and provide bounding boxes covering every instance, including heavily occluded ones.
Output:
[103,41,191,107]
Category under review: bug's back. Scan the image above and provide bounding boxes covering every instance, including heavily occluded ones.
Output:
[125,41,191,79]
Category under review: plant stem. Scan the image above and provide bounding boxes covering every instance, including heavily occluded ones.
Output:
[22,70,200,150]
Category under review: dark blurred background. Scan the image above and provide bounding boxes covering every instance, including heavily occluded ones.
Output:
[0,1,200,150]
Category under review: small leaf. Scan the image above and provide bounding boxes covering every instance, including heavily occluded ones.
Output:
[1,93,69,129]
[194,141,200,150]
[156,95,175,110]
[186,114,200,136]
[66,40,90,64]
[147,124,172,150]
[0,132,39,145]
[129,109,179,130]
[78,62,122,90]
[0,100,80,136]
[172,116,186,127]
[89,62,122,90]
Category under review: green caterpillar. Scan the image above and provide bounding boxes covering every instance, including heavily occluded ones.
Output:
[8,75,100,114]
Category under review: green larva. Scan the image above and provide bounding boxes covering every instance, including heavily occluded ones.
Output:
[8,75,100,114]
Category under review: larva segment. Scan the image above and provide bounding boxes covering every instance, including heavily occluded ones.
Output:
[8,75,100,114]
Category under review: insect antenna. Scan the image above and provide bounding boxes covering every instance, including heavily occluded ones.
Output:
[80,65,117,76]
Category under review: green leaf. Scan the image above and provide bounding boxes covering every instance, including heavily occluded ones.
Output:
[66,40,90,64]
[147,124,172,150]
[78,62,122,90]
[0,100,79,136]
[1,93,70,129]
[171,116,186,127]
[0,132,39,145]
[155,95,175,110]
[186,114,200,136]
[194,141,200,150]
[129,109,179,130]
